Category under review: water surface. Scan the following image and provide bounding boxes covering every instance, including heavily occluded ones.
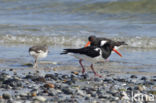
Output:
[0,0,156,73]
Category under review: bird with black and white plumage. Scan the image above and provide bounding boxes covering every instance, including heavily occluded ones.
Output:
[61,36,127,78]
[29,44,48,68]
[61,40,121,78]
[85,35,127,57]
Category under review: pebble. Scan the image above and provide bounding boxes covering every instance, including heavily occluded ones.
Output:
[48,88,58,96]
[0,71,155,103]
[76,89,85,96]
[32,76,46,83]
[2,93,10,99]
[33,96,46,102]
[141,76,147,81]
[61,87,74,95]
[98,94,110,99]
[44,83,55,88]
[3,78,22,87]
[31,92,37,97]
[45,74,57,80]
[81,74,89,79]
[130,75,137,79]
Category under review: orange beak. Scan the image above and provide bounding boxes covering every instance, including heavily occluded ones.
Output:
[113,48,122,57]
[85,41,91,47]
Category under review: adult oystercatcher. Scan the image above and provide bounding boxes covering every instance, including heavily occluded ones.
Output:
[85,36,127,57]
[61,41,118,77]
[29,44,48,68]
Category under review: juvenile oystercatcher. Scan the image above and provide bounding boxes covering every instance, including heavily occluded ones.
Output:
[29,44,48,68]
[61,41,118,77]
[85,35,127,57]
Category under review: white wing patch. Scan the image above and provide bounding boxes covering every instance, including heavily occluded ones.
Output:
[94,48,100,51]
[94,48,102,55]
[100,40,107,46]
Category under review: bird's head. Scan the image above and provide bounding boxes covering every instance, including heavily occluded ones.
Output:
[85,35,96,47]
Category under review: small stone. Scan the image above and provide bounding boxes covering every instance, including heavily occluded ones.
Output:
[91,92,97,97]
[127,87,132,91]
[62,87,74,95]
[143,81,154,85]
[33,96,46,102]
[48,88,58,96]
[138,85,145,91]
[20,92,28,97]
[70,74,77,81]
[45,74,57,80]
[64,80,73,85]
[85,96,90,100]
[92,100,98,103]
[32,92,37,97]
[141,76,147,81]
[0,73,11,81]
[72,71,79,75]
[81,74,89,79]
[62,75,69,79]
[44,83,55,88]
[76,89,85,96]
[114,78,126,82]
[98,94,110,99]
[32,76,46,83]
[103,78,113,83]
[14,72,17,75]
[150,78,156,82]
[9,69,13,71]
[94,77,101,82]
[3,78,22,87]
[152,86,156,90]
[2,93,10,99]
[130,75,137,79]
[121,91,130,100]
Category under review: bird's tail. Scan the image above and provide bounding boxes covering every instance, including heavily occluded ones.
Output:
[114,41,128,46]
[60,49,78,55]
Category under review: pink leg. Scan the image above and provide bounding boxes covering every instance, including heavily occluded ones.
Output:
[90,64,102,78]
[106,58,109,62]
[79,59,85,74]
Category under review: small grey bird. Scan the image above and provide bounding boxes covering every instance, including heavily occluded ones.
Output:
[29,44,48,68]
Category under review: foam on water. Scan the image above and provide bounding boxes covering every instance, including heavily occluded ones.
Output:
[0,35,156,49]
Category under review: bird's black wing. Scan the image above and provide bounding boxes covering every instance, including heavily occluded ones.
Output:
[61,46,100,58]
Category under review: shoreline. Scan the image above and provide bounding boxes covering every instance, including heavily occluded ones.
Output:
[0,65,156,103]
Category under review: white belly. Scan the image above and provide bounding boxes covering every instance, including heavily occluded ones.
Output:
[70,53,104,63]
[29,50,48,59]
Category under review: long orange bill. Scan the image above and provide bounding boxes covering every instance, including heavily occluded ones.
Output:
[85,41,91,47]
[113,48,122,57]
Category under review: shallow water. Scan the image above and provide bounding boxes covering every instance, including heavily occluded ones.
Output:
[0,45,155,74]
[0,0,156,74]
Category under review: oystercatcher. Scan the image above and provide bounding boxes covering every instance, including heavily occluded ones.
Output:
[85,36,127,57]
[61,41,117,77]
[29,44,48,68]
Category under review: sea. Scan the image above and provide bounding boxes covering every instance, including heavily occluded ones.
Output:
[0,0,156,73]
